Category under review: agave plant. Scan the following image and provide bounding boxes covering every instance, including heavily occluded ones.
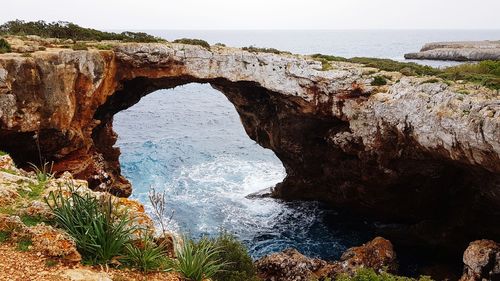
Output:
[173,237,226,281]
[45,183,134,264]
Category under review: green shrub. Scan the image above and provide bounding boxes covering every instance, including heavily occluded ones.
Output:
[0,38,11,54]
[173,38,210,49]
[45,184,134,264]
[212,232,260,281]
[215,42,226,47]
[242,46,290,55]
[421,78,440,84]
[311,53,500,90]
[122,235,172,273]
[336,268,434,281]
[0,20,163,42]
[17,238,32,252]
[95,44,113,50]
[20,214,44,226]
[439,60,500,90]
[371,76,388,86]
[0,151,7,156]
[72,42,88,51]
[173,237,225,281]
[0,231,9,243]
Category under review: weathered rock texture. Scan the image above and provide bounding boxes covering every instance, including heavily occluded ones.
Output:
[405,41,500,61]
[460,240,500,281]
[0,40,499,252]
[255,237,397,281]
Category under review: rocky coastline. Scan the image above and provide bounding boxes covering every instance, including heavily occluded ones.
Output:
[404,41,500,61]
[0,35,499,280]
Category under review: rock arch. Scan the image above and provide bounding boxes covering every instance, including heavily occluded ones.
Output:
[0,43,499,248]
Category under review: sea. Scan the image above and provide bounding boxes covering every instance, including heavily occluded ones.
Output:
[113,30,500,262]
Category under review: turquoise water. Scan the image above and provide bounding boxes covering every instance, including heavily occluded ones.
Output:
[114,84,372,260]
[114,30,500,260]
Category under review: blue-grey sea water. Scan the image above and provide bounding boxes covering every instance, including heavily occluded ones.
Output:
[114,30,500,260]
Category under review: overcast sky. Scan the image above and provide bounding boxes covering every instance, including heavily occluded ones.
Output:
[1,0,499,30]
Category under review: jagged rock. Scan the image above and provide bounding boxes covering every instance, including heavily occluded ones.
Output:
[256,237,397,280]
[29,224,81,262]
[330,237,397,276]
[255,248,327,281]
[0,39,499,251]
[404,41,500,61]
[460,240,500,281]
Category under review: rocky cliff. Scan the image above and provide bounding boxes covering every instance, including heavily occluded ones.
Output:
[0,40,499,254]
[405,40,500,61]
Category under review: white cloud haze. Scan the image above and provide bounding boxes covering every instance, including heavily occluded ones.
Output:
[1,0,499,30]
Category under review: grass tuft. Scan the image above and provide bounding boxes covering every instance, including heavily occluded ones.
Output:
[121,235,173,273]
[173,237,225,281]
[0,231,10,243]
[16,238,32,252]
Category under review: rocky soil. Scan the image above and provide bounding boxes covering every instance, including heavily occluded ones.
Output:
[405,41,500,61]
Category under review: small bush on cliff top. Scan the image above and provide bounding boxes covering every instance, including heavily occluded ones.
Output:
[71,42,88,51]
[371,75,388,86]
[173,38,211,49]
[0,20,163,42]
[45,183,134,264]
[242,45,291,55]
[0,38,11,53]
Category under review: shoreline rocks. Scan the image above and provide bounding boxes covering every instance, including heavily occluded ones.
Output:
[404,41,500,61]
[255,237,397,281]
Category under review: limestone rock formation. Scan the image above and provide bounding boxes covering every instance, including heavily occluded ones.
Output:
[255,237,397,280]
[0,38,499,253]
[405,41,500,61]
[460,240,500,281]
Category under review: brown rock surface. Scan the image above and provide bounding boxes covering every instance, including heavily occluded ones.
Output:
[460,240,500,281]
[255,237,397,280]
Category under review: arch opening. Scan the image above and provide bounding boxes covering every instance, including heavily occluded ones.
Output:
[109,83,372,259]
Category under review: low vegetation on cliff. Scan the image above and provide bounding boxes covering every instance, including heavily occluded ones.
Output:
[0,20,163,42]
[0,152,262,280]
[172,38,211,49]
[242,45,292,55]
[311,53,500,90]
[0,38,11,53]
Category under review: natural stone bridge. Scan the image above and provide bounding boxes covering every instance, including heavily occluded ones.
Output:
[0,42,499,251]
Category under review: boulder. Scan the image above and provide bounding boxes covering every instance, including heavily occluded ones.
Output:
[460,240,500,281]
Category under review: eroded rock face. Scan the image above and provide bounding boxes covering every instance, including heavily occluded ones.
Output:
[405,41,500,61]
[0,41,499,252]
[460,240,500,281]
[255,237,397,280]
